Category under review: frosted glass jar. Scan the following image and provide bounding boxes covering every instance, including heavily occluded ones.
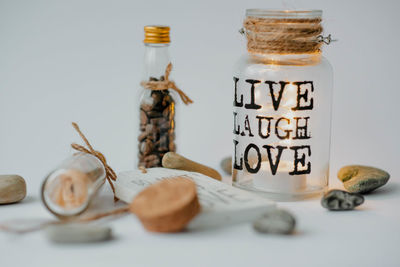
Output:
[232,9,333,200]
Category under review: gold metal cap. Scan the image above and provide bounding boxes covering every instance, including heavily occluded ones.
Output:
[144,25,170,44]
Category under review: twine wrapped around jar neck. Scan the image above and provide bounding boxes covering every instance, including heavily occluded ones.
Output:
[243,16,325,54]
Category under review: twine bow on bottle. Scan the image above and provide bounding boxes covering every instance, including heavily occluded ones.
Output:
[71,122,118,201]
[140,63,193,105]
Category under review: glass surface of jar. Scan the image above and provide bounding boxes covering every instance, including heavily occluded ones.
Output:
[41,153,106,218]
[137,26,178,168]
[232,10,333,200]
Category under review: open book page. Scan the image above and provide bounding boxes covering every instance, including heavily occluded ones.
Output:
[115,168,275,229]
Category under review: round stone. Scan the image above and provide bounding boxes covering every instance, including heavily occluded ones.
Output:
[253,209,296,235]
[338,165,390,193]
[321,189,364,211]
[0,175,26,204]
[44,224,112,243]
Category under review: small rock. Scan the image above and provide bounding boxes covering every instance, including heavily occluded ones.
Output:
[253,209,296,235]
[0,175,26,204]
[338,165,390,193]
[220,157,232,175]
[321,189,364,211]
[44,224,112,243]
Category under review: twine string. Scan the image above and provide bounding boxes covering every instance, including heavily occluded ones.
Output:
[0,220,61,234]
[71,122,118,201]
[78,206,129,222]
[139,166,147,174]
[0,206,130,234]
[0,123,126,234]
[140,63,193,105]
[243,17,329,54]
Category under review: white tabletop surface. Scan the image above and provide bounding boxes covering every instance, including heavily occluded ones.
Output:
[1,176,399,267]
[1,0,399,266]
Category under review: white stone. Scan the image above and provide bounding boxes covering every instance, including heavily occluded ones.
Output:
[44,224,112,243]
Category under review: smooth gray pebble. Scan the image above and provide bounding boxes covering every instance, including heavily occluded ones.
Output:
[321,189,364,211]
[44,224,112,243]
[253,209,296,235]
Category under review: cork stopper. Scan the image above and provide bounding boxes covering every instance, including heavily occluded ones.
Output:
[130,177,200,232]
[144,25,170,44]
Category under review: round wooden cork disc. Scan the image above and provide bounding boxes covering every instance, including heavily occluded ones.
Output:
[129,177,201,233]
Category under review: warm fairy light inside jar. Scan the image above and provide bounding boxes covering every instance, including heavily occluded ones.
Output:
[233,9,333,200]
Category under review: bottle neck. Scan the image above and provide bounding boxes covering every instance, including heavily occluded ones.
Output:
[143,43,171,80]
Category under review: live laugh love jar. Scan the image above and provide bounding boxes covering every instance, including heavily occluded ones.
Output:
[232,10,334,200]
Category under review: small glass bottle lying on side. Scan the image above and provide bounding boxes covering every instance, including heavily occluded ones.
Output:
[41,153,106,219]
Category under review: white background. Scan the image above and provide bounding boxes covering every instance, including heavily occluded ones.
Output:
[0,0,399,266]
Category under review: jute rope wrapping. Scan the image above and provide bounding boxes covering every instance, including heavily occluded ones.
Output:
[0,206,129,234]
[243,17,323,54]
[140,63,193,105]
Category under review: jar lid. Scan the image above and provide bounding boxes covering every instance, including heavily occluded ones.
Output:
[246,9,322,19]
[144,25,170,44]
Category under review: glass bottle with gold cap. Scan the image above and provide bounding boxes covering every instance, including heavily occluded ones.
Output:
[137,25,177,168]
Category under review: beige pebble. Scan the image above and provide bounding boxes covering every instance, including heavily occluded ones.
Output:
[0,175,26,204]
[338,165,390,193]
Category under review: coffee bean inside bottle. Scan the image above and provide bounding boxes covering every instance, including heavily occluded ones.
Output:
[138,76,176,168]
